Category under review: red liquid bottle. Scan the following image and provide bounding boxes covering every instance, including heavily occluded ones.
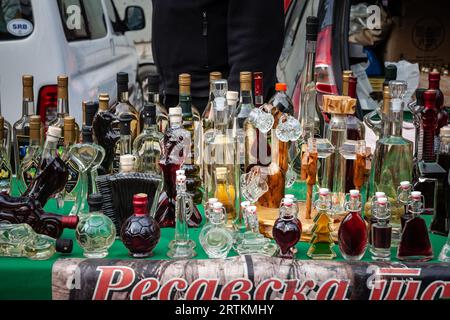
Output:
[338,190,368,261]
[428,72,448,137]
[398,191,433,261]
[370,197,392,261]
[272,198,301,259]
[421,90,439,162]
[121,193,161,258]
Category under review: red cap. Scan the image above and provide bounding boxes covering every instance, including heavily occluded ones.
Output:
[61,216,79,229]
[276,83,287,92]
[133,193,148,216]
[429,71,441,83]
[423,90,437,110]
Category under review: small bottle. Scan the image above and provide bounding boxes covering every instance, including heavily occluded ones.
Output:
[199,202,233,259]
[18,116,42,194]
[366,191,388,247]
[112,113,133,173]
[338,190,367,261]
[110,72,140,141]
[120,193,161,258]
[143,73,168,133]
[397,181,412,231]
[0,224,73,260]
[167,174,196,259]
[13,75,36,174]
[273,198,301,259]
[133,103,163,174]
[76,194,116,258]
[0,116,12,194]
[398,191,433,261]
[371,197,392,261]
[205,198,219,220]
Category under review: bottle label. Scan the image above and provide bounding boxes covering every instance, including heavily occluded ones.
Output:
[0,161,11,183]
[21,160,39,186]
[16,135,30,163]
[65,160,80,195]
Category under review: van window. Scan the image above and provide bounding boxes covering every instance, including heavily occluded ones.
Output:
[58,0,107,42]
[104,0,124,34]
[0,0,34,41]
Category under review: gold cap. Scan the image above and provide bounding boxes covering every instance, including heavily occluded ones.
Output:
[99,94,110,111]
[322,95,357,114]
[57,75,68,99]
[240,71,252,91]
[382,86,391,114]
[22,75,34,100]
[210,72,222,83]
[179,73,191,94]
[29,115,41,141]
[64,116,76,144]
[342,71,353,96]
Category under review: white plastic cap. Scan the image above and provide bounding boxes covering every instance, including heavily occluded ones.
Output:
[376,192,386,198]
[400,181,411,188]
[208,198,218,205]
[319,188,329,196]
[227,91,239,102]
[241,201,251,208]
[284,198,294,206]
[213,202,223,209]
[378,197,388,205]
[169,107,182,116]
[47,126,62,142]
[411,191,422,199]
[350,190,360,197]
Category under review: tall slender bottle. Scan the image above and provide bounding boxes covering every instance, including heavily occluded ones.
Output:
[112,114,133,173]
[254,72,264,108]
[18,116,42,194]
[13,75,36,174]
[428,72,448,140]
[110,72,140,141]
[202,71,223,134]
[364,86,392,139]
[178,74,203,205]
[420,90,439,162]
[0,116,12,194]
[143,73,168,133]
[48,76,79,149]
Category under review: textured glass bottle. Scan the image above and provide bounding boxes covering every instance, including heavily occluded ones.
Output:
[13,75,36,174]
[0,223,73,260]
[273,198,301,259]
[18,116,42,194]
[0,116,12,194]
[133,103,163,174]
[76,194,116,258]
[200,202,233,259]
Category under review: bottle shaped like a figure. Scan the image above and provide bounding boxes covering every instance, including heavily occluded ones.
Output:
[76,194,116,258]
[0,117,12,194]
[200,202,233,259]
[0,223,73,260]
[133,102,163,174]
[273,198,301,259]
[338,190,367,261]
[167,174,197,259]
[308,188,336,259]
[370,197,392,261]
[120,193,161,258]
[398,191,433,262]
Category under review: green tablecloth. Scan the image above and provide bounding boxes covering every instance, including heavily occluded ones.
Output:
[0,181,448,300]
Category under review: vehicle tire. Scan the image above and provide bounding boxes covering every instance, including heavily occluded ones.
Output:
[137,64,157,110]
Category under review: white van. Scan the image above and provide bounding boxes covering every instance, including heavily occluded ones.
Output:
[0,0,146,126]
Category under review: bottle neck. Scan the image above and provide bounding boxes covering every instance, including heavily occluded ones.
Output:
[179,90,193,117]
[429,79,440,90]
[305,40,317,83]
[240,90,253,106]
[57,98,69,116]
[22,99,34,117]
[176,182,187,193]
[148,91,159,104]
[43,139,59,155]
[390,100,404,137]
[133,204,147,217]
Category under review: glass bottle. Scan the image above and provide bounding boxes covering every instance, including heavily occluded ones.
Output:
[397,181,412,231]
[439,231,450,262]
[48,75,79,148]
[398,191,433,261]
[420,90,439,163]
[18,116,42,194]
[370,197,392,261]
[365,191,388,248]
[112,113,133,173]
[199,202,233,259]
[121,193,161,258]
[0,87,12,161]
[369,81,413,242]
[167,174,196,259]
[307,188,336,259]
[143,73,168,133]
[110,72,140,141]
[202,71,223,135]
[13,75,35,174]
[93,94,119,175]
[155,107,201,227]
[428,72,448,143]
[338,190,367,261]
[39,126,62,170]
[226,91,239,129]
[178,74,203,206]
[0,223,73,260]
[0,117,12,194]
[133,103,163,174]
[272,198,301,259]
[84,101,99,128]
[364,86,392,139]
[434,126,450,236]
[254,72,264,108]
[76,194,116,258]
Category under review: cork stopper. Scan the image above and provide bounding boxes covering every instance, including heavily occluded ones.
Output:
[0,117,3,141]
[322,95,356,114]
[179,73,191,95]
[29,115,41,141]
[240,72,252,91]
[64,116,76,144]
[99,94,110,111]
[209,72,222,83]
[22,75,34,100]
[57,75,69,100]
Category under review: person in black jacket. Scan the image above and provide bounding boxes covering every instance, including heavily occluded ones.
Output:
[152,0,285,113]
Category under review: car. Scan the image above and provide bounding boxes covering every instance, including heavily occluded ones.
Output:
[0,0,146,128]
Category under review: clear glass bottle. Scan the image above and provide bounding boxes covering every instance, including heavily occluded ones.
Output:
[272,198,301,259]
[398,191,433,261]
[434,126,450,236]
[112,113,133,173]
[338,190,367,261]
[48,75,79,149]
[13,75,36,174]
[110,72,140,141]
[39,126,62,170]
[365,191,389,248]
[0,223,73,260]
[133,103,163,174]
[143,73,168,133]
[76,194,116,258]
[370,197,392,261]
[308,188,336,259]
[0,116,12,194]
[18,116,42,194]
[200,202,233,259]
[226,91,239,129]
[202,71,223,135]
[167,174,197,259]
[364,86,392,139]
